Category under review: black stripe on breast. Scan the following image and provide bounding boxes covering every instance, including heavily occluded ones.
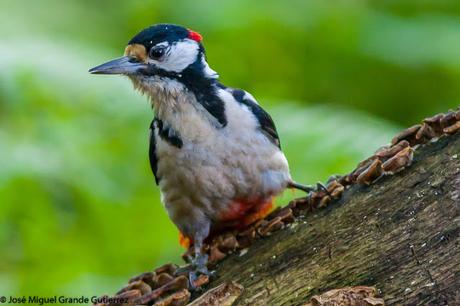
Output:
[154,118,183,148]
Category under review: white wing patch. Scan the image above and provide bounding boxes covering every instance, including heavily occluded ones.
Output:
[243,91,259,105]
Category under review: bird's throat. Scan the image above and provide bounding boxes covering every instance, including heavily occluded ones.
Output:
[131,75,192,117]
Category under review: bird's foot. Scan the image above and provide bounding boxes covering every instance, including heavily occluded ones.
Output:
[289,180,338,210]
[313,182,330,196]
[289,181,331,197]
[326,174,342,184]
[188,253,215,290]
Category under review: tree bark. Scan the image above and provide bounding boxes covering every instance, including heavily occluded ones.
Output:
[204,133,460,305]
[98,125,460,306]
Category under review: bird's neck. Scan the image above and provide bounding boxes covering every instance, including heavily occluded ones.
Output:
[132,72,223,141]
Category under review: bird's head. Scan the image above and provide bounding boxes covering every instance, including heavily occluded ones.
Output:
[89,24,218,95]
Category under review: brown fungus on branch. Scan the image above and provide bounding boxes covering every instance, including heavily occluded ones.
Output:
[156,273,174,287]
[382,146,414,174]
[440,110,457,129]
[287,197,310,215]
[318,195,331,208]
[155,263,178,276]
[391,124,421,146]
[236,226,257,248]
[217,233,239,252]
[416,123,437,141]
[443,121,460,135]
[257,216,284,236]
[356,159,383,185]
[455,109,460,121]
[330,184,345,199]
[423,113,444,135]
[269,206,295,223]
[209,243,227,263]
[116,280,152,295]
[375,140,409,159]
[128,271,157,288]
[132,275,189,305]
[192,274,210,288]
[113,289,142,303]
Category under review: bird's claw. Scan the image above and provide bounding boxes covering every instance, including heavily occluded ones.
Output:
[314,182,330,196]
[299,182,331,197]
[288,181,332,197]
[188,253,215,290]
[188,269,216,290]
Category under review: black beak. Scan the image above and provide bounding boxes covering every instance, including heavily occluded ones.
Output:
[89,56,147,75]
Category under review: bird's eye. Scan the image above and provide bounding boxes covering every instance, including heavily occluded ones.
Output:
[149,46,166,60]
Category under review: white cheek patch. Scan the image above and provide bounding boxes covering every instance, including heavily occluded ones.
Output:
[153,39,199,72]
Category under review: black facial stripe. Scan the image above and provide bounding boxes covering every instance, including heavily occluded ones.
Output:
[140,66,180,79]
[154,118,183,148]
[232,89,281,148]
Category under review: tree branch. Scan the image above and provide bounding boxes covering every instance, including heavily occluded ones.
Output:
[95,111,460,306]
[207,131,460,305]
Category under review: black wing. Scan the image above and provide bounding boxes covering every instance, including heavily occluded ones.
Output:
[149,120,160,185]
[231,89,281,149]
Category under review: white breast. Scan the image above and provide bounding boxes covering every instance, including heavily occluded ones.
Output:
[152,86,290,233]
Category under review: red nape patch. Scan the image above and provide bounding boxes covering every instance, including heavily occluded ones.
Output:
[187,29,203,42]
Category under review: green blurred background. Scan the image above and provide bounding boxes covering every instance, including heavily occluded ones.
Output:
[1,0,459,297]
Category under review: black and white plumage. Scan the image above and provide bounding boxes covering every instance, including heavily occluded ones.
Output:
[89,24,306,281]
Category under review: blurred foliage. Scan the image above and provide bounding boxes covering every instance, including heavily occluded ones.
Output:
[0,0,459,297]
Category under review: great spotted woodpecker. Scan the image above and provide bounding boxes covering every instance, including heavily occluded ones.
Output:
[89,24,312,283]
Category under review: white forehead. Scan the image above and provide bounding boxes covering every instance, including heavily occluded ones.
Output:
[150,39,199,72]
